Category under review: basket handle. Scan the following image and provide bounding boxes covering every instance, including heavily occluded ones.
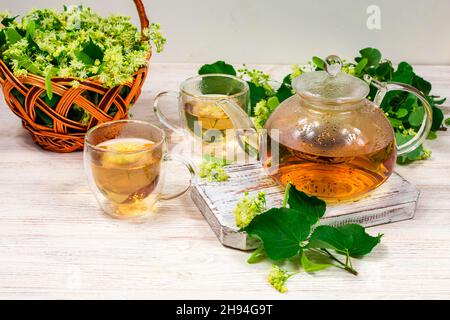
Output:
[133,0,150,31]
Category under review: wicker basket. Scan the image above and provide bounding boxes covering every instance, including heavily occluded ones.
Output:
[0,0,151,152]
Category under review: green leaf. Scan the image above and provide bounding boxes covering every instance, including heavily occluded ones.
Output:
[0,29,5,46]
[282,74,292,86]
[413,74,432,96]
[247,246,266,264]
[431,96,446,105]
[300,251,332,273]
[75,38,104,65]
[8,53,42,75]
[44,93,60,109]
[275,83,293,103]
[306,225,353,253]
[427,131,437,140]
[357,48,382,68]
[395,108,408,118]
[431,106,444,131]
[408,105,424,127]
[45,67,59,100]
[5,27,22,45]
[35,108,53,127]
[243,208,315,260]
[25,20,36,38]
[267,96,280,111]
[247,82,267,114]
[83,39,104,61]
[312,56,325,70]
[287,185,326,223]
[395,132,425,164]
[392,62,414,84]
[307,224,382,258]
[337,224,382,257]
[388,117,403,128]
[1,15,18,27]
[375,61,393,80]
[403,93,418,110]
[198,60,237,76]
[354,58,368,74]
[445,118,450,126]
[74,51,94,65]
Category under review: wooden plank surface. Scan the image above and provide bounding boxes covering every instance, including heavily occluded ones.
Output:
[0,63,449,299]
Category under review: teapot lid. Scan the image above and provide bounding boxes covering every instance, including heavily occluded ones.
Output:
[292,55,370,102]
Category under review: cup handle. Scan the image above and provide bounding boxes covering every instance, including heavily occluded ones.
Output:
[153,91,183,134]
[217,99,260,160]
[159,154,196,200]
[369,78,433,156]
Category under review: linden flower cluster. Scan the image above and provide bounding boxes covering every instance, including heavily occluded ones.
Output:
[233,191,266,229]
[198,160,229,183]
[0,6,165,87]
[238,65,275,95]
[267,265,295,293]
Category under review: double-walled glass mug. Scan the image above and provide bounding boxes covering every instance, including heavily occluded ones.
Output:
[153,74,250,144]
[84,120,195,219]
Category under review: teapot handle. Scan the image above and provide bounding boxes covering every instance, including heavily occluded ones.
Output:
[217,99,260,159]
[370,78,433,156]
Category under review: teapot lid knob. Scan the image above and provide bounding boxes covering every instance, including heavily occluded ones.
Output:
[324,55,343,77]
[292,54,370,102]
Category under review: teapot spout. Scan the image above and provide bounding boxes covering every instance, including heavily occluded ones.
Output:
[217,99,260,160]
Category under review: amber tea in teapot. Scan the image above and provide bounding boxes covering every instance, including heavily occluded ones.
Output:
[264,96,397,201]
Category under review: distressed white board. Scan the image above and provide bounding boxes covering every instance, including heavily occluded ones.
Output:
[191,162,420,250]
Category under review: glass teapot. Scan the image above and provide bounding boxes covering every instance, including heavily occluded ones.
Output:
[220,55,432,202]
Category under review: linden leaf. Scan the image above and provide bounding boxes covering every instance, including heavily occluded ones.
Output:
[357,48,382,68]
[306,225,353,253]
[5,27,22,45]
[307,224,382,258]
[198,60,236,76]
[287,185,326,223]
[300,250,332,273]
[337,224,383,257]
[243,208,314,260]
[45,67,59,99]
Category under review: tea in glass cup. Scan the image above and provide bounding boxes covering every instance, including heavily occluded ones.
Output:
[153,74,250,144]
[84,120,195,219]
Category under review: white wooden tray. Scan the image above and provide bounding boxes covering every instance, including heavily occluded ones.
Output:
[191,162,420,250]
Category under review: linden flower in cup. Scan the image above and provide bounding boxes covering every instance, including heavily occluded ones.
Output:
[99,139,156,166]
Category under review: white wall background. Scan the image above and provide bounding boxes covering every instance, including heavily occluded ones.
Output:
[1,0,449,65]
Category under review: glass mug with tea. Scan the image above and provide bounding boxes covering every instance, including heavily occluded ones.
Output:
[84,120,195,219]
[153,74,250,144]
[218,55,433,202]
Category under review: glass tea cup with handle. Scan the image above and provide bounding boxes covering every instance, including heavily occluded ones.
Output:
[153,74,250,145]
[84,120,195,220]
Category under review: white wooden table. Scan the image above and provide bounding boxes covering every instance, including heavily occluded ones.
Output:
[0,63,449,299]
